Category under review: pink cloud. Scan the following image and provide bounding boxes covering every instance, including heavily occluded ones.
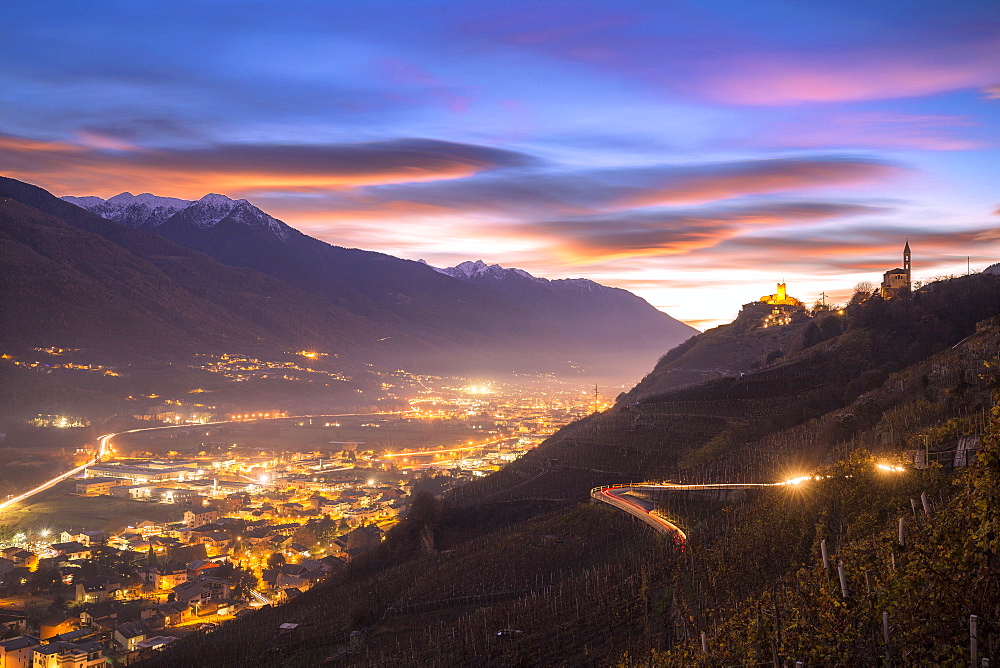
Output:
[701,43,1000,105]
[0,134,526,199]
[623,160,902,208]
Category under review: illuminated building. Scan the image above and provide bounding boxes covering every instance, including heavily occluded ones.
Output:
[759,283,803,307]
[881,241,912,299]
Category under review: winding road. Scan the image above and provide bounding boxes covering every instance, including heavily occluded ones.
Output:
[591,477,816,541]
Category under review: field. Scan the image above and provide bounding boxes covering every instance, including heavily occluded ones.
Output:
[0,480,193,533]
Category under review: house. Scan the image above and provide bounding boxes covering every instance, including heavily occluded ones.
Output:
[0,557,16,577]
[31,640,105,668]
[153,488,201,505]
[132,520,162,536]
[193,576,230,600]
[74,577,122,604]
[48,542,92,561]
[196,532,231,555]
[113,622,147,652]
[78,601,118,628]
[170,582,211,612]
[285,543,310,558]
[58,531,108,548]
[142,564,187,591]
[140,602,190,628]
[38,614,80,641]
[0,635,39,668]
[74,477,124,496]
[0,549,36,568]
[186,560,221,579]
[134,635,176,653]
[49,629,101,645]
[0,611,28,636]
[275,573,309,591]
[183,508,220,528]
[109,485,154,500]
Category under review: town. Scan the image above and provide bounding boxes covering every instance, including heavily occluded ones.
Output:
[0,373,612,666]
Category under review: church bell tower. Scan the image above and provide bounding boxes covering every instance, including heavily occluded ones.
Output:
[903,240,911,286]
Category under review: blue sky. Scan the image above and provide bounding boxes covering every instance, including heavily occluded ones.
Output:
[2,0,998,327]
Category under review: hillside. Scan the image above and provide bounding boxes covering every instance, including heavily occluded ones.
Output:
[137,274,1000,666]
[0,197,405,358]
[437,260,698,376]
[58,190,571,370]
[622,300,821,399]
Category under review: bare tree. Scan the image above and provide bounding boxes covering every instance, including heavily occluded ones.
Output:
[851,281,875,304]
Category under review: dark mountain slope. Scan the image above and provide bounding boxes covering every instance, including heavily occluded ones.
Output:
[0,181,424,361]
[438,259,697,374]
[66,191,564,355]
[623,300,819,399]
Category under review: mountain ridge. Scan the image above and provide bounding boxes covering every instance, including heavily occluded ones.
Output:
[61,189,696,377]
[434,258,698,374]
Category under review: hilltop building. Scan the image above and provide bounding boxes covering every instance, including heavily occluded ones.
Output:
[759,283,803,307]
[758,283,805,327]
[881,241,911,299]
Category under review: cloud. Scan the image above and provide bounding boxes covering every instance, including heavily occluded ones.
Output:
[0,135,534,198]
[513,201,888,262]
[684,223,1000,275]
[618,159,902,207]
[353,156,903,216]
[984,84,1000,99]
[699,46,1000,105]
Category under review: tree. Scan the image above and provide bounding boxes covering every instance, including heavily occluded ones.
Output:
[851,281,875,304]
[267,552,285,570]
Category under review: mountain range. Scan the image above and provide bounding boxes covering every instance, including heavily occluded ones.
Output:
[435,259,695,351]
[57,189,696,375]
[1,178,695,379]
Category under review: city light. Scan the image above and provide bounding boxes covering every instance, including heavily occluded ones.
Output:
[877,463,906,473]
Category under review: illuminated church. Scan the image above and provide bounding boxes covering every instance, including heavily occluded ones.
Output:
[880,241,911,299]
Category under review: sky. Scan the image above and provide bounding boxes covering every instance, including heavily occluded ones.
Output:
[2,0,998,329]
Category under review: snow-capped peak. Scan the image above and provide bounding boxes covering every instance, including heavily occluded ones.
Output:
[106,192,190,211]
[439,260,537,282]
[62,195,107,208]
[61,190,293,241]
[197,193,237,206]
